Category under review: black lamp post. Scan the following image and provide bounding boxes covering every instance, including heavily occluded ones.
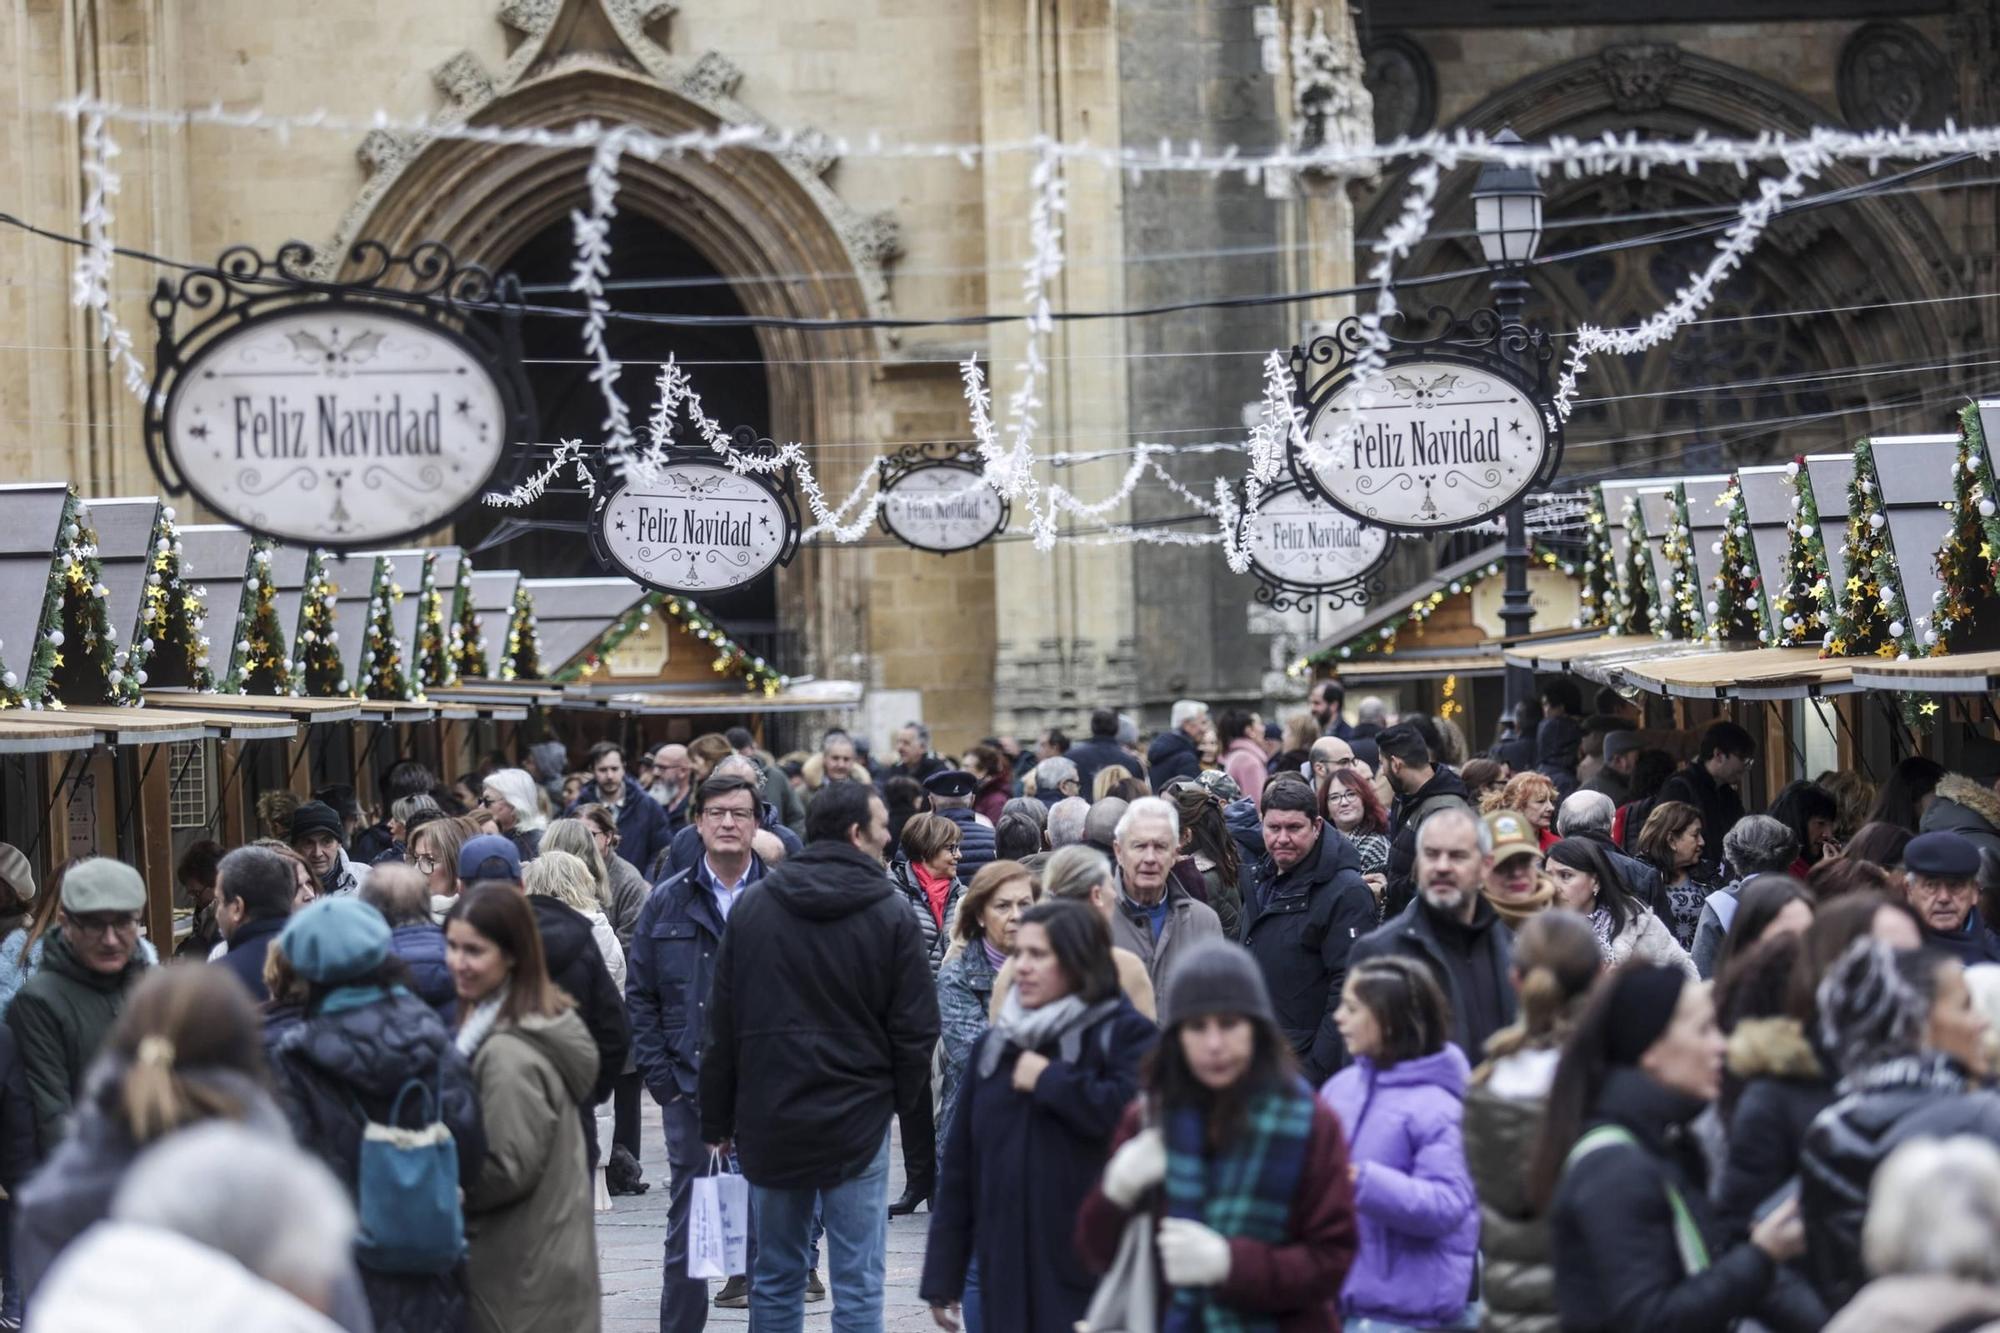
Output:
[1472,128,1546,716]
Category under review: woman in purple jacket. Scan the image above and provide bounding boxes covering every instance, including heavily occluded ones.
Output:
[1320,956,1481,1332]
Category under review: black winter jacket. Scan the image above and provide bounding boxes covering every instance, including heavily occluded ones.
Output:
[213,914,286,1003]
[1383,768,1474,920]
[1065,736,1133,798]
[1145,730,1201,790]
[529,896,629,1108]
[1240,829,1378,1083]
[699,841,940,1189]
[1351,895,1515,1061]
[1799,1054,2000,1309]
[266,988,486,1333]
[920,999,1157,1331]
[1654,762,1743,883]
[1551,1067,1824,1333]
[1714,1017,1832,1244]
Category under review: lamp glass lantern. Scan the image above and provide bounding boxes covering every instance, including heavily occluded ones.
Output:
[1472,129,1544,269]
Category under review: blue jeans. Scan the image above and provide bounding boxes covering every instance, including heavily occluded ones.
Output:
[749,1131,890,1333]
[659,1095,760,1332]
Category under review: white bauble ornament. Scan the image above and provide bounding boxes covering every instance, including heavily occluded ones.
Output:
[46,630,63,647]
[1890,620,1906,638]
[1869,513,1885,530]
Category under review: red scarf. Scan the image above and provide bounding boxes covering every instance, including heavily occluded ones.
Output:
[912,862,953,928]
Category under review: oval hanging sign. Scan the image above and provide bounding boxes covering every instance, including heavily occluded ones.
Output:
[163,304,511,549]
[880,463,1007,554]
[1297,354,1554,533]
[598,463,795,594]
[1242,482,1392,593]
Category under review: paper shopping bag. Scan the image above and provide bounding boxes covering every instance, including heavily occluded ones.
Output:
[687,1151,750,1279]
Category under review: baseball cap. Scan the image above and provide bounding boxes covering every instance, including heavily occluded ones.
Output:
[1484,810,1541,864]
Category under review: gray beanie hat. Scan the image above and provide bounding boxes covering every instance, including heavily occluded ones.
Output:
[1161,939,1276,1028]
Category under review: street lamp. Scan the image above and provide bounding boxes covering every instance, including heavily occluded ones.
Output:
[1472,127,1545,719]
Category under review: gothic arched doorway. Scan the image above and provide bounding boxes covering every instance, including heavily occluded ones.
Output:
[460,212,778,632]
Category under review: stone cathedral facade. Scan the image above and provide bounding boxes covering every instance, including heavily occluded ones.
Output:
[2,1,1988,749]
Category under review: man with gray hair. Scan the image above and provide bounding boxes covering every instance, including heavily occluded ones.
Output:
[1352,805,1516,1057]
[884,721,948,788]
[1046,796,1090,849]
[1557,788,1665,915]
[1108,796,1221,998]
[1032,755,1081,801]
[1689,813,1799,978]
[1353,696,1390,739]
[1147,699,1208,789]
[33,1121,359,1326]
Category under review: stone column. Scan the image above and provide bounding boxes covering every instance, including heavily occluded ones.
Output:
[979,0,1139,738]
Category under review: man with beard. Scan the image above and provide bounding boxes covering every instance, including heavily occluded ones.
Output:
[1351,806,1516,1059]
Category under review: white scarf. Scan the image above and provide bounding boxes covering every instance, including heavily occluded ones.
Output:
[975,989,1120,1079]
[454,982,510,1058]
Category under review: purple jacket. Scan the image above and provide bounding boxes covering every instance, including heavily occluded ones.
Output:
[1318,1045,1479,1325]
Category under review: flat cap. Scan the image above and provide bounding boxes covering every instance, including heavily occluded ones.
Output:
[922,769,979,799]
[1906,830,1982,880]
[61,858,146,914]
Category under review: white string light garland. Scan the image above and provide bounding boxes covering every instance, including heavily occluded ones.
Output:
[60,96,1989,559]
[73,111,153,408]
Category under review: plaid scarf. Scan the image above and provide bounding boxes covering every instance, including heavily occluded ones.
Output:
[1161,1080,1316,1333]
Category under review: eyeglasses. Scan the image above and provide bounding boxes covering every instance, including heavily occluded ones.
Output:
[413,853,440,874]
[701,806,757,825]
[64,911,139,939]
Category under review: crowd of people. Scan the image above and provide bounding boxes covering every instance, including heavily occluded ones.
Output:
[3,684,2000,1331]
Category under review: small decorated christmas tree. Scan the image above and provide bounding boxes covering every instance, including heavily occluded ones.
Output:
[1577,486,1616,630]
[225,541,290,695]
[1932,403,2000,653]
[1706,479,1763,644]
[4,490,126,709]
[359,558,412,701]
[1613,494,1654,636]
[1655,484,1701,641]
[1770,457,1832,649]
[500,585,541,682]
[410,551,454,693]
[295,550,347,698]
[131,505,215,693]
[1826,439,1918,660]
[451,558,489,680]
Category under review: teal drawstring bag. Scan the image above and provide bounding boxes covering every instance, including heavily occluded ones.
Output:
[353,1077,465,1275]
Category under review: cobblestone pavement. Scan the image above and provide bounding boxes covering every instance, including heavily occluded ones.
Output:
[598,1099,939,1332]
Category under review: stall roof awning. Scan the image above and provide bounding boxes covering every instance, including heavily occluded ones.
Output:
[157,692,363,725]
[1620,647,1862,700]
[569,680,866,716]
[1848,651,2000,694]
[354,699,437,725]
[439,680,566,707]
[44,706,211,745]
[1335,655,1504,681]
[0,716,102,754]
[1504,632,1656,672]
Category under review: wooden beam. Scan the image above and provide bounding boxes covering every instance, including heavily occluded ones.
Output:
[218,741,246,848]
[137,749,174,953]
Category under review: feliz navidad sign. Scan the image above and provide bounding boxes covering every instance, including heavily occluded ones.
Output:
[1289,316,1563,535]
[145,243,535,550]
[595,461,799,595]
[878,459,1008,554]
[1239,481,1392,608]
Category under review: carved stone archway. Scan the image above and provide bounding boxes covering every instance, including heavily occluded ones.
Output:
[1357,41,1969,473]
[326,3,898,678]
